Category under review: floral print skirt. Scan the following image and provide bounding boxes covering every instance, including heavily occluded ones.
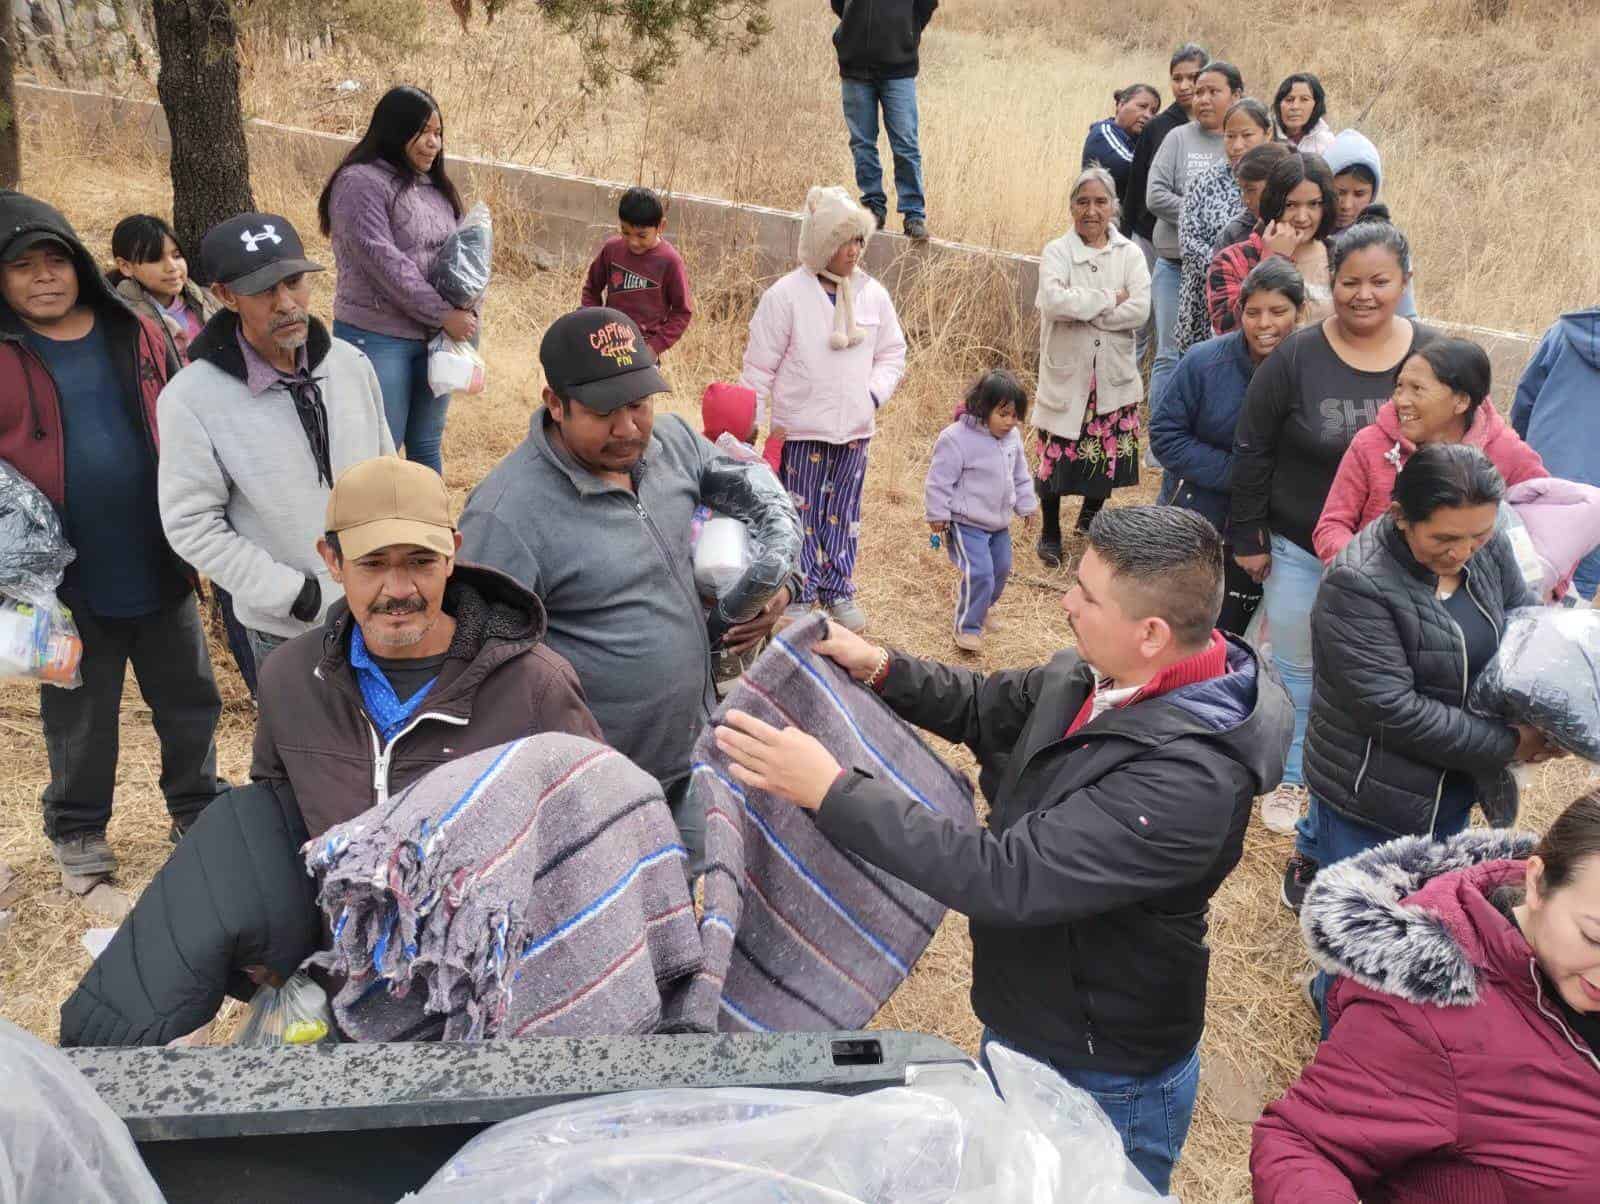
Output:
[1036,387,1141,499]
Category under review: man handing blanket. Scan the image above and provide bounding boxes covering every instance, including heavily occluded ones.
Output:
[715,505,1292,1196]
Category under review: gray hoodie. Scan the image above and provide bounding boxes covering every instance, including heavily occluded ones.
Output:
[1145,124,1226,260]
[157,314,394,639]
[459,411,781,789]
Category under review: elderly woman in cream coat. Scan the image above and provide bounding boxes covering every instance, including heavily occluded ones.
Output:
[1032,165,1152,565]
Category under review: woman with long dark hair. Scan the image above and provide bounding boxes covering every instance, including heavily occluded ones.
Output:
[1272,73,1335,154]
[1229,215,1436,846]
[318,85,475,473]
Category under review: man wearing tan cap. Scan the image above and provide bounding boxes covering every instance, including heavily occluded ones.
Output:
[250,456,602,838]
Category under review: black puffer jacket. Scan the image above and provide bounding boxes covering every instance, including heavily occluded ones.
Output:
[1304,515,1536,839]
[59,782,319,1047]
[818,635,1292,1075]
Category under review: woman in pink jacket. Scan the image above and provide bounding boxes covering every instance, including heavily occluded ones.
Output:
[739,185,907,633]
[1253,791,1600,1203]
[1315,337,1546,561]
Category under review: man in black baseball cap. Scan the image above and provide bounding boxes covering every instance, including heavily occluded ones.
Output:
[460,308,800,875]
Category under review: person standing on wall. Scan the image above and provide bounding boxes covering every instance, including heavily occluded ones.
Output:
[319,85,479,474]
[830,0,937,241]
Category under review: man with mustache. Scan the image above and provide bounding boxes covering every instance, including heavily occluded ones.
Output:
[249,456,602,837]
[0,191,224,909]
[157,213,394,669]
[459,308,799,874]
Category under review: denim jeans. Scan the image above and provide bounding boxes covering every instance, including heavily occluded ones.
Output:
[41,595,223,840]
[1262,533,1323,786]
[979,1029,1199,1195]
[210,583,257,698]
[333,320,451,473]
[841,77,926,222]
[1148,257,1183,421]
[1574,545,1600,601]
[245,627,289,673]
[1299,794,1472,1034]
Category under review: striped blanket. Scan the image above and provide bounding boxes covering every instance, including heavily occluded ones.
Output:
[307,734,702,1041]
[685,613,978,1032]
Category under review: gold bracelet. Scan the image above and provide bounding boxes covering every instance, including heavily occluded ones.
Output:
[866,648,891,690]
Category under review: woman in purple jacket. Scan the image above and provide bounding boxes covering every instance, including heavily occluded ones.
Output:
[317,85,477,473]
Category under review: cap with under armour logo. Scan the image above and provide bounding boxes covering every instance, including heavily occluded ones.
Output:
[200,212,325,296]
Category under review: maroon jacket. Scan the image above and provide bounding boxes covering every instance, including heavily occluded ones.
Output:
[251,562,604,838]
[1253,831,1600,1203]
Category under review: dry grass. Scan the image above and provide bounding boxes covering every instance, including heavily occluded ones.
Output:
[215,0,1600,333]
[5,5,1600,1198]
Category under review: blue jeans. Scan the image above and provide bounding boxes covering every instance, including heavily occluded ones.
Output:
[1262,533,1323,786]
[333,320,451,473]
[841,77,926,222]
[1148,257,1183,420]
[1299,794,1472,1034]
[948,522,1013,635]
[979,1030,1199,1195]
[1574,545,1600,601]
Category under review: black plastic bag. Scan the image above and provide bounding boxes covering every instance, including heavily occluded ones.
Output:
[697,450,801,648]
[430,202,493,309]
[0,459,74,604]
[1470,607,1600,761]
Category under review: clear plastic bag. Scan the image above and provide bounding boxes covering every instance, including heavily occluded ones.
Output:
[1470,606,1600,761]
[0,594,83,688]
[430,202,493,309]
[1497,502,1549,599]
[427,333,487,396]
[693,515,753,600]
[0,1018,165,1203]
[697,449,802,647]
[230,971,335,1048]
[410,1044,1170,1202]
[0,458,75,604]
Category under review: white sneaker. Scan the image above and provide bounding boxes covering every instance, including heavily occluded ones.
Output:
[827,598,868,633]
[1260,783,1307,835]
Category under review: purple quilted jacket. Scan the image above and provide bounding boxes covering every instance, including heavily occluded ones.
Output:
[327,161,459,340]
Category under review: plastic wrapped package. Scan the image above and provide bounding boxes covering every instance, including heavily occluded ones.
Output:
[427,333,487,396]
[713,431,769,468]
[0,595,83,688]
[0,1018,166,1204]
[1470,607,1600,761]
[0,458,75,604]
[694,516,753,599]
[230,971,335,1048]
[1497,503,1548,598]
[430,203,493,309]
[410,1044,1170,1203]
[696,450,803,648]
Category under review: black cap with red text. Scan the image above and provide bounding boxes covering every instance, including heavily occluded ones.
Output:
[539,307,670,414]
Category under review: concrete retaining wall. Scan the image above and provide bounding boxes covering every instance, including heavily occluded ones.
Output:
[15,81,1538,388]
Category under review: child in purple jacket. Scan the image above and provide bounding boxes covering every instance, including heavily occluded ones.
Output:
[924,370,1039,652]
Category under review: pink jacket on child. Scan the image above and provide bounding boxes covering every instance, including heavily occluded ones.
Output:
[1314,400,1547,562]
[739,267,907,445]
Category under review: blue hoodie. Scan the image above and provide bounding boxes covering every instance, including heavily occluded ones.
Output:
[1149,329,1256,533]
[1512,309,1600,485]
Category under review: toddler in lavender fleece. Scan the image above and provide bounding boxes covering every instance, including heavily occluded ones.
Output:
[924,369,1038,653]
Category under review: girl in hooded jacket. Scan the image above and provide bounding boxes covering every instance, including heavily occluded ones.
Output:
[740,185,907,633]
[1255,790,1600,1204]
[107,214,217,359]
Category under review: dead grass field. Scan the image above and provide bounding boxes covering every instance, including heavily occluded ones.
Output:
[4,3,1600,1198]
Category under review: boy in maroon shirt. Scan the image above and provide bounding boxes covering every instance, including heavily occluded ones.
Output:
[581,187,694,356]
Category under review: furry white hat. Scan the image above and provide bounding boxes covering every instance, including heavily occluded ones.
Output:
[797,185,875,350]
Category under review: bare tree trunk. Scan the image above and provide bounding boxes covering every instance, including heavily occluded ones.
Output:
[152,0,254,279]
[0,18,20,189]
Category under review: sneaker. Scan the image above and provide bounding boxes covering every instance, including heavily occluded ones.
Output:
[1260,783,1306,835]
[1035,536,1062,567]
[826,598,868,633]
[52,832,117,882]
[982,613,1003,634]
[868,206,886,231]
[903,217,930,241]
[954,631,985,653]
[1281,852,1319,915]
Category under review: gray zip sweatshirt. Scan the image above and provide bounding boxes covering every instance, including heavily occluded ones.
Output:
[1145,124,1226,260]
[460,411,775,789]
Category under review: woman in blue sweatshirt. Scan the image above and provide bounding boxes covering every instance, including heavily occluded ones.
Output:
[1151,258,1305,638]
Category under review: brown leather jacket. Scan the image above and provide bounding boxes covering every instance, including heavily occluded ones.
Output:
[250,562,603,838]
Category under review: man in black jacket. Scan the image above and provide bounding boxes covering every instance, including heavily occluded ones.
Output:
[830,0,937,240]
[715,506,1291,1194]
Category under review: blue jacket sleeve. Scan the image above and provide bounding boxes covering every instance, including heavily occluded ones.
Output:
[1149,349,1235,493]
[1511,328,1558,438]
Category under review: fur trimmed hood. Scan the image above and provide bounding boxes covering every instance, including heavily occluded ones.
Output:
[797,184,875,273]
[1301,827,1538,1008]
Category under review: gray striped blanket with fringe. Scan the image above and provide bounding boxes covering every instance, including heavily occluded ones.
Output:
[684,613,978,1032]
[307,733,702,1041]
